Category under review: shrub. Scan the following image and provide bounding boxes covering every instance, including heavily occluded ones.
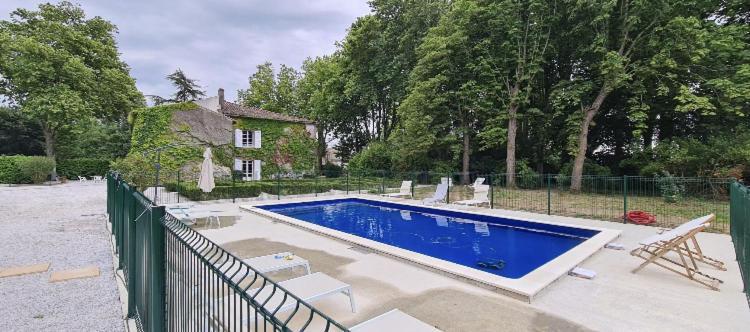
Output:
[57,158,110,179]
[0,155,55,184]
[0,156,25,183]
[347,141,393,172]
[656,171,685,203]
[320,163,343,178]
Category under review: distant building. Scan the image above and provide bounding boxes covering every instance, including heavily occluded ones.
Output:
[323,148,343,166]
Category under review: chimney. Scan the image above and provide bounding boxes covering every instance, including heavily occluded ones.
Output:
[218,88,225,105]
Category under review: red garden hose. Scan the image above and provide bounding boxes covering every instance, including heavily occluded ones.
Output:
[626,210,656,225]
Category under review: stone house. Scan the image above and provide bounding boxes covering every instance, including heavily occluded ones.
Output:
[172,88,317,181]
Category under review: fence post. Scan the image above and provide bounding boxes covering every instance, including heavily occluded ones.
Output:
[232,167,236,204]
[315,172,319,197]
[381,170,386,194]
[358,174,362,194]
[149,205,166,332]
[489,175,494,209]
[623,175,628,223]
[547,174,551,215]
[277,171,281,200]
[117,185,129,270]
[176,170,180,204]
[446,173,451,204]
[411,172,416,199]
[126,187,137,318]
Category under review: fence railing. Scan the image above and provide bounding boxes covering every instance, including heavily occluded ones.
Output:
[731,181,750,302]
[127,169,732,233]
[107,173,348,331]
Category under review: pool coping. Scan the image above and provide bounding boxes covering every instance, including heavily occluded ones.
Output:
[240,195,621,302]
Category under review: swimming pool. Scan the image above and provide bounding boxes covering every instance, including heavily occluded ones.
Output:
[243,197,619,300]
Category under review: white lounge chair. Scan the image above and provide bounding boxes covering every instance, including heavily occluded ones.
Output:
[350,309,442,332]
[242,252,311,275]
[77,176,88,183]
[630,214,724,290]
[92,175,103,183]
[382,181,412,198]
[471,177,485,188]
[440,177,452,186]
[454,185,490,206]
[422,183,448,205]
[211,272,356,327]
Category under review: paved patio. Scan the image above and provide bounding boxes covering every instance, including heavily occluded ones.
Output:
[191,194,749,331]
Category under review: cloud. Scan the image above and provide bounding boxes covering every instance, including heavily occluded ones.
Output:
[0,0,371,101]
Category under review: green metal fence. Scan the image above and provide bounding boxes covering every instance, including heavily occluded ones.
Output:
[730,181,750,301]
[107,173,348,331]
[131,169,731,233]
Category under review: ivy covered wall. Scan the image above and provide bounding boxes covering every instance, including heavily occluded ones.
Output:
[234,118,317,177]
[113,102,317,185]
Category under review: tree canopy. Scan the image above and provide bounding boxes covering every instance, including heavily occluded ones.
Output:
[0,1,143,166]
[257,0,750,182]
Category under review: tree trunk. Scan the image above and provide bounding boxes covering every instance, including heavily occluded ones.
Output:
[570,86,610,191]
[505,102,519,188]
[462,124,470,185]
[316,128,326,172]
[41,123,57,180]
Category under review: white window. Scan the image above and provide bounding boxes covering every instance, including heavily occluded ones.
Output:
[234,158,262,181]
[241,130,253,147]
[241,160,253,181]
[234,129,262,148]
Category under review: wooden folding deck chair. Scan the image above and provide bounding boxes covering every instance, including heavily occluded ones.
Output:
[630,214,724,290]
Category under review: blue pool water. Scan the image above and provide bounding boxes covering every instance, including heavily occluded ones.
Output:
[260,198,599,279]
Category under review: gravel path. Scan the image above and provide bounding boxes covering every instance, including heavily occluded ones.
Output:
[0,182,123,331]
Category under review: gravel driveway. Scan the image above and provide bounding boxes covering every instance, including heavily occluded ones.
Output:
[0,182,123,331]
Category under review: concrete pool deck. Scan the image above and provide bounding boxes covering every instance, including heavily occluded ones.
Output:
[190,194,750,331]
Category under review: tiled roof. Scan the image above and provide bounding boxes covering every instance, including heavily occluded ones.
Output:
[220,101,314,124]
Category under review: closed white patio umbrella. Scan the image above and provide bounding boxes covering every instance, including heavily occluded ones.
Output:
[198,147,215,193]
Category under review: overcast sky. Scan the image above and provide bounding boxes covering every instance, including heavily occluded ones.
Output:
[0,0,371,102]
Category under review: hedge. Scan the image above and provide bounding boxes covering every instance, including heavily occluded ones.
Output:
[165,177,384,201]
[57,158,110,179]
[0,155,56,184]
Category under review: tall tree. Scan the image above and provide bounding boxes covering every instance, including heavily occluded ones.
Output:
[339,0,449,150]
[0,2,143,170]
[275,64,300,115]
[468,0,555,186]
[560,0,682,190]
[238,62,276,111]
[167,68,205,102]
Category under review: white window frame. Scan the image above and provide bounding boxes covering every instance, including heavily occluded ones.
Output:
[241,130,253,147]
[241,160,253,181]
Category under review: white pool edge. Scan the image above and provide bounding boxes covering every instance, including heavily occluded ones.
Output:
[240,195,621,302]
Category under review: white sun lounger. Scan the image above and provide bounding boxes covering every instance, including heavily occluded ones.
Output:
[471,177,485,188]
[382,181,412,198]
[209,272,355,329]
[454,185,490,206]
[77,176,88,183]
[423,183,448,205]
[242,252,310,275]
[630,214,724,290]
[350,309,442,332]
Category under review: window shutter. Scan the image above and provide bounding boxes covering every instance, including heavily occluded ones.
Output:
[234,158,242,171]
[254,130,262,149]
[234,129,243,148]
[253,160,261,180]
